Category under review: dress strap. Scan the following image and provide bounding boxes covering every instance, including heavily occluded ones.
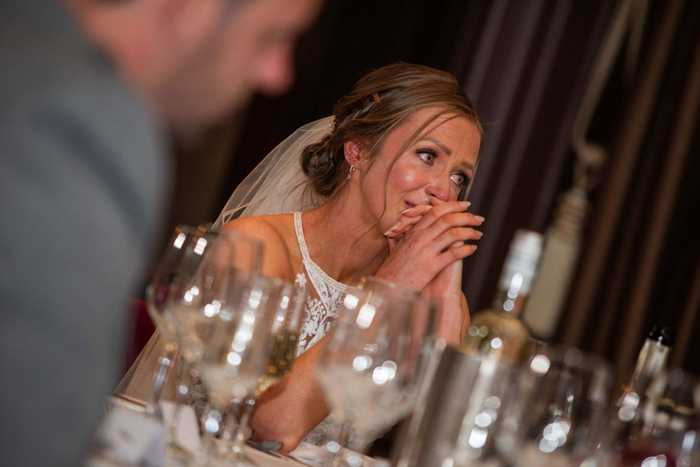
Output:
[293,212,353,293]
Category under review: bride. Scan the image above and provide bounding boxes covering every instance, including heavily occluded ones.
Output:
[217,62,485,452]
[118,62,485,454]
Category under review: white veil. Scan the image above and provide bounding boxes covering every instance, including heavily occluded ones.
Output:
[116,117,333,402]
[214,116,334,227]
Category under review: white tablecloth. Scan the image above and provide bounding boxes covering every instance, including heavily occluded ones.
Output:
[89,396,379,467]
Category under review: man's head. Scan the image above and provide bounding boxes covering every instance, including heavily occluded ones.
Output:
[67,0,323,132]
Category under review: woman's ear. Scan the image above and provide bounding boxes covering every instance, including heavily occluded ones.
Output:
[343,140,365,168]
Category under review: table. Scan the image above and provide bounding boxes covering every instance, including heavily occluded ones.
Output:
[89,396,377,467]
[87,445,305,467]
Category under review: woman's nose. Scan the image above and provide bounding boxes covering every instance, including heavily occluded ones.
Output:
[426,177,451,202]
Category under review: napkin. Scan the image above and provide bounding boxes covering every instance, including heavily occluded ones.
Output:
[95,399,201,466]
[159,400,202,455]
[96,403,164,465]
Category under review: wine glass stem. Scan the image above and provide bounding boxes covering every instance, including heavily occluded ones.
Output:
[147,342,179,415]
[166,357,195,444]
[164,403,180,447]
[198,401,226,463]
[330,419,352,467]
[219,399,242,459]
[231,397,256,456]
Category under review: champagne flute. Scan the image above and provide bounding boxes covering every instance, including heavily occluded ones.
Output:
[315,277,437,466]
[259,281,306,391]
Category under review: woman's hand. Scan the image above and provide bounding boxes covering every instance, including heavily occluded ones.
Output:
[423,253,470,346]
[375,199,483,292]
[251,335,331,453]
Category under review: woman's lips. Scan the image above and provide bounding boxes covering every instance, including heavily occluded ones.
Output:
[404,201,417,210]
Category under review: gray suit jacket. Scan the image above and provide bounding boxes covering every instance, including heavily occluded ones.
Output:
[0,1,170,465]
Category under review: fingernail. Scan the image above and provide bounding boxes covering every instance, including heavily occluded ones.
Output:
[472,244,478,252]
[460,201,471,208]
[474,215,485,223]
[475,230,484,238]
[384,222,400,235]
[401,208,411,214]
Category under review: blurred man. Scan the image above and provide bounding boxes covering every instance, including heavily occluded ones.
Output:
[0,0,322,465]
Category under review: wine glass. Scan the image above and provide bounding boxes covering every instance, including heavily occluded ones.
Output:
[500,344,612,467]
[653,368,700,466]
[170,229,263,410]
[233,280,307,451]
[315,276,437,466]
[139,226,262,464]
[133,225,222,464]
[142,226,218,408]
[186,271,279,466]
[158,229,263,461]
[610,368,700,467]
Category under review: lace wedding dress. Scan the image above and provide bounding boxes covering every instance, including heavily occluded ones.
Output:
[291,212,373,449]
[116,211,375,449]
[293,212,351,355]
[118,117,383,453]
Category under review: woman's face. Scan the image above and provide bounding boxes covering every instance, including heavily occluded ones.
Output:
[357,108,481,232]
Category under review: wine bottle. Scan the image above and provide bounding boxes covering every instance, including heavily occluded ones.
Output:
[461,229,544,364]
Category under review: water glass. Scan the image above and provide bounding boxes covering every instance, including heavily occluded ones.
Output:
[502,344,612,467]
[610,368,700,467]
[315,277,439,466]
[394,346,521,467]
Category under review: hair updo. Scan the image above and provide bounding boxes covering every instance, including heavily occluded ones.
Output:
[300,62,484,198]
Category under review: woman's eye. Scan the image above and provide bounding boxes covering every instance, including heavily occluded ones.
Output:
[418,150,436,164]
[451,172,468,187]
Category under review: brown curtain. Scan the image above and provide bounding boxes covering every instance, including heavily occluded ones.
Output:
[450,0,616,312]
[558,0,700,376]
[162,0,700,377]
[449,0,700,377]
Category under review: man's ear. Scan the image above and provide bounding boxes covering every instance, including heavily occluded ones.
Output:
[154,0,221,51]
[343,140,366,168]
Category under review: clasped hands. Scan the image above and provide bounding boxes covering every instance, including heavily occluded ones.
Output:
[374,198,483,344]
[375,198,484,292]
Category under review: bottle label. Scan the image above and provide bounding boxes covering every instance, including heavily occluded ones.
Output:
[499,255,538,295]
[498,230,543,296]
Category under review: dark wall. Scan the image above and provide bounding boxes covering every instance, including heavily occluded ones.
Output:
[213,0,472,216]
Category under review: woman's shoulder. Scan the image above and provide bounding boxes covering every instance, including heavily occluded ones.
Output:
[222,213,292,238]
[221,214,298,279]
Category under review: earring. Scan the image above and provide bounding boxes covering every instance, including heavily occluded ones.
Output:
[347,165,356,179]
